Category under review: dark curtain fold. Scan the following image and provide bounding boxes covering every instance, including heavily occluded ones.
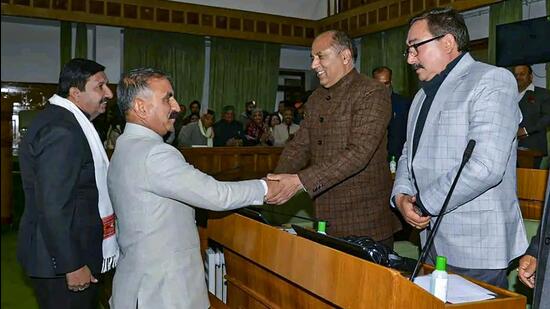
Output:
[123,28,205,107]
[75,23,87,59]
[209,38,280,116]
[59,21,72,70]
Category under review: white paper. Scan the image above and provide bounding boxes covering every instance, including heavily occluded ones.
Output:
[414,274,496,304]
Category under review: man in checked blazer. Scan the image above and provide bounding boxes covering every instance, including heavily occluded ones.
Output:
[267,30,401,246]
[391,8,528,288]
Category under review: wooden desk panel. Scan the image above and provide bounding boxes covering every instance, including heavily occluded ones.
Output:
[517,168,549,220]
[207,214,525,309]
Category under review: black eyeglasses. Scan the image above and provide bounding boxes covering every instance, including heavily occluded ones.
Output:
[403,34,445,58]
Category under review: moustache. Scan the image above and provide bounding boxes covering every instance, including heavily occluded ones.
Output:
[411,63,424,70]
[169,111,180,119]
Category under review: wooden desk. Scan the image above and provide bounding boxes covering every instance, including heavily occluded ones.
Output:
[206,213,525,309]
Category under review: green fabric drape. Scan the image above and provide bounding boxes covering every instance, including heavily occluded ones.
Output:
[123,28,205,107]
[209,38,280,116]
[60,21,72,70]
[75,23,87,59]
[488,0,522,65]
[360,26,418,98]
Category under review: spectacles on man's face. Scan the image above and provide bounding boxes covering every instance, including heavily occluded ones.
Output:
[403,34,445,58]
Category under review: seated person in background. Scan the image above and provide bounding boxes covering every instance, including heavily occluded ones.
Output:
[293,100,306,125]
[181,100,201,126]
[177,109,215,148]
[188,112,200,123]
[213,105,243,146]
[266,112,281,138]
[244,108,273,146]
[273,108,300,146]
[513,65,550,168]
[276,100,287,122]
[239,100,256,128]
[268,112,281,128]
[108,67,281,308]
[103,103,126,150]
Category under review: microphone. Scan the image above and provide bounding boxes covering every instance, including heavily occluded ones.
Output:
[409,139,476,281]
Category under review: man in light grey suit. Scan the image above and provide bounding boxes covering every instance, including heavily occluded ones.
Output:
[108,68,279,308]
[391,8,527,288]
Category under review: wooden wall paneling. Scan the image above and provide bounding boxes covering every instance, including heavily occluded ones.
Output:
[317,0,501,37]
[2,0,502,45]
[1,0,318,46]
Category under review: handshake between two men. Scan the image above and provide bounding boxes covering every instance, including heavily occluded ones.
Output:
[264,173,304,205]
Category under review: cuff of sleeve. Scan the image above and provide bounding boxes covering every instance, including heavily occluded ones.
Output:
[260,179,268,197]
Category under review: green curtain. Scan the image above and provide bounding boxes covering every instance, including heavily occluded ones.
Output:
[75,23,87,59]
[209,38,280,116]
[60,21,72,70]
[123,28,205,107]
[488,0,522,65]
[360,26,418,98]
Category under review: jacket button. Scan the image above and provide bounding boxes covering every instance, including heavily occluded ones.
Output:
[317,140,322,145]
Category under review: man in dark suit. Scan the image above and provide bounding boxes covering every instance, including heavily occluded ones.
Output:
[17,58,116,309]
[372,66,411,162]
[267,30,401,247]
[513,65,550,168]
[518,176,549,309]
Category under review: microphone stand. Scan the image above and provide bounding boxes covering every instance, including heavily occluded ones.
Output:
[409,140,476,281]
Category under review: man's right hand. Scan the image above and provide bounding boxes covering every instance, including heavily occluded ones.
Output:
[66,265,97,292]
[395,193,430,229]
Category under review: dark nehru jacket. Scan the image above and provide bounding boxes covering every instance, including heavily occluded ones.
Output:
[275,69,401,240]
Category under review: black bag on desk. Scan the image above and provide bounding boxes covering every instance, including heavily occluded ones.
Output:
[342,235,417,274]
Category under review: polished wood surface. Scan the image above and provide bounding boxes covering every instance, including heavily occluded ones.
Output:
[207,213,525,309]
[517,168,549,220]
[181,146,283,181]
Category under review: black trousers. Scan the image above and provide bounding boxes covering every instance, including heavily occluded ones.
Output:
[30,276,99,309]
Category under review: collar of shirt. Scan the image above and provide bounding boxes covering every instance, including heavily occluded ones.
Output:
[518,83,535,101]
[420,52,465,97]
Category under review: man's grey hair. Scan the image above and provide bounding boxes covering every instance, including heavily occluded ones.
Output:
[117,68,172,114]
[320,30,357,63]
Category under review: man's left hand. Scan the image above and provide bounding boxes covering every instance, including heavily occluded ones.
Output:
[518,254,537,288]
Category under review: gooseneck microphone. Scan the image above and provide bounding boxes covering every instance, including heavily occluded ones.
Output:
[409,139,476,281]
